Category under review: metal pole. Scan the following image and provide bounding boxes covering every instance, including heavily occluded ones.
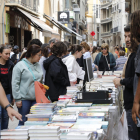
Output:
[2,1,5,44]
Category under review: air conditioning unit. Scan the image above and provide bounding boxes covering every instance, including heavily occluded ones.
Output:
[72,0,77,3]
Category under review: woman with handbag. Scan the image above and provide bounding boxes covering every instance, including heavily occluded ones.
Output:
[43,41,70,102]
[12,44,43,125]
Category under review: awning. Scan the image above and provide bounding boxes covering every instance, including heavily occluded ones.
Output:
[43,14,82,41]
[15,8,60,39]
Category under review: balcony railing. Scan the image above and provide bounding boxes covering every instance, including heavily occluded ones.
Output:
[110,28,113,33]
[101,32,111,37]
[73,4,80,13]
[101,17,112,24]
[113,26,121,33]
[101,1,112,9]
[6,0,38,13]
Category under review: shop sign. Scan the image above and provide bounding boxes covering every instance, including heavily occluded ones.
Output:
[58,11,69,24]
[6,13,10,33]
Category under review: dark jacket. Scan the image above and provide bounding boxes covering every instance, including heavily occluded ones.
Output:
[121,52,136,110]
[43,55,70,101]
[11,53,21,65]
[0,60,14,99]
[94,52,116,71]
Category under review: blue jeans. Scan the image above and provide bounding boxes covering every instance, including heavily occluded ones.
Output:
[126,109,140,140]
[0,94,11,130]
[18,100,36,126]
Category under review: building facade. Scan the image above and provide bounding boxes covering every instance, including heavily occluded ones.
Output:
[86,0,101,46]
[0,0,63,50]
[62,0,87,44]
[100,0,127,46]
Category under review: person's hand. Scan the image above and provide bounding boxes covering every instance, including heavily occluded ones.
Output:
[7,107,22,121]
[16,101,22,108]
[113,78,121,88]
[70,81,77,86]
[95,65,98,71]
[132,101,140,124]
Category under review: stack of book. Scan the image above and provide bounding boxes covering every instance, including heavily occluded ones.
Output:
[25,103,56,126]
[56,107,88,115]
[28,126,61,140]
[26,114,52,122]
[0,129,29,140]
[48,122,74,130]
[24,121,49,126]
[58,95,72,101]
[52,115,77,123]
[78,112,105,120]
[60,131,93,140]
[66,103,92,107]
[57,100,69,108]
[30,103,57,114]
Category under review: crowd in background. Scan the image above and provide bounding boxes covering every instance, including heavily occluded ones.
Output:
[0,37,128,129]
[1,9,140,140]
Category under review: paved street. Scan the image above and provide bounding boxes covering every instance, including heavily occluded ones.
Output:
[8,104,19,129]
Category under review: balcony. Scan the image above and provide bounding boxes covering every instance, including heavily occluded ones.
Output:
[101,17,112,24]
[101,32,111,37]
[6,0,38,15]
[110,28,113,33]
[73,4,80,13]
[101,2,112,9]
[112,26,121,33]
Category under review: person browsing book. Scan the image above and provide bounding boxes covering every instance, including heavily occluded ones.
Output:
[43,41,70,102]
[12,44,43,125]
[62,44,85,86]
[94,43,116,71]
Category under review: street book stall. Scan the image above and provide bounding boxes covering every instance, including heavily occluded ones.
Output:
[0,57,126,140]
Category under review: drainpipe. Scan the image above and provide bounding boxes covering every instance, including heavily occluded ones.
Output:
[2,1,5,44]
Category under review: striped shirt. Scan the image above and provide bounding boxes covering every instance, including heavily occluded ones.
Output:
[115,56,127,71]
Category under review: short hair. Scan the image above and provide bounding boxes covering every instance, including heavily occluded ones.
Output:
[124,24,130,32]
[69,44,83,55]
[41,44,50,58]
[115,46,120,51]
[51,41,67,57]
[27,39,42,48]
[80,41,90,51]
[63,41,71,51]
[41,43,49,49]
[101,43,109,51]
[119,51,125,56]
[0,44,9,54]
[49,38,56,44]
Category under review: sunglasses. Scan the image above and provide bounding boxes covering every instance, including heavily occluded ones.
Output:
[101,48,107,50]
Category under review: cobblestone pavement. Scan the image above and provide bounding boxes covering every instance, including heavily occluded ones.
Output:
[8,104,19,129]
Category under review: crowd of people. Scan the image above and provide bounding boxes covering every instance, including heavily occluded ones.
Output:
[1,9,140,140]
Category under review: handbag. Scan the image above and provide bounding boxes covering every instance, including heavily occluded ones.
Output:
[23,60,51,103]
